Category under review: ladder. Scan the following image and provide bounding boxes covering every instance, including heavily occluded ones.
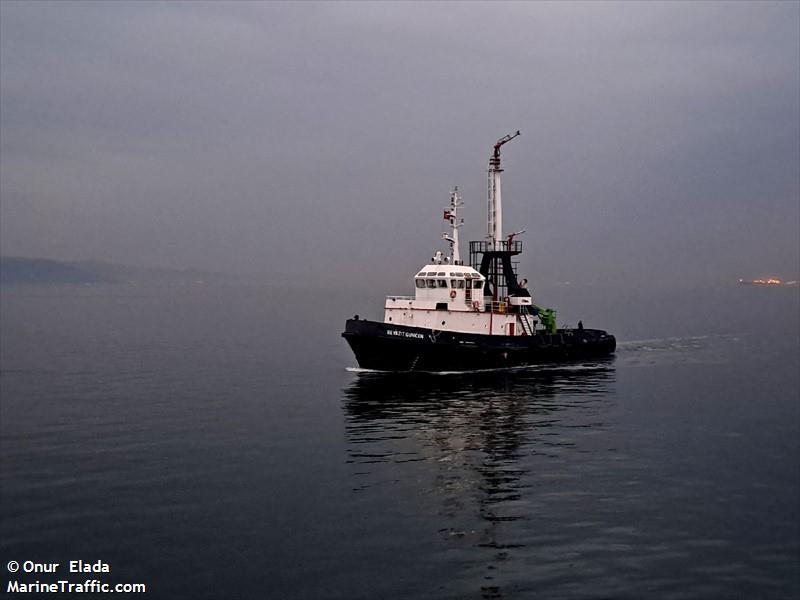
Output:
[518,314,534,336]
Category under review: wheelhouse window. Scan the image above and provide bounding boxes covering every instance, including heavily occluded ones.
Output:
[450,280,458,289]
[457,280,465,289]
[426,279,436,288]
[437,280,448,288]
[473,280,483,289]
[415,279,425,289]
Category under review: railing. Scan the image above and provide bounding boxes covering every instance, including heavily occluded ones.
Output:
[385,296,507,314]
[469,240,523,254]
[484,300,515,314]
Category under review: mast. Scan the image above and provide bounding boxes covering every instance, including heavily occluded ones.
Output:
[442,186,464,265]
[487,130,520,249]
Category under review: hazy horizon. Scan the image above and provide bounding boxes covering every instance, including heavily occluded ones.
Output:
[2,1,798,292]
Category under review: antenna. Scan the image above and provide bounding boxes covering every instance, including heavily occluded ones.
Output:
[442,186,464,264]
[487,130,520,248]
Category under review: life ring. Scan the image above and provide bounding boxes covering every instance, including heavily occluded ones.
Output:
[450,290,457,299]
[472,300,480,310]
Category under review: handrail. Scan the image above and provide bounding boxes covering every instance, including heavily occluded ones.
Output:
[468,240,523,253]
[484,300,511,314]
[386,296,534,319]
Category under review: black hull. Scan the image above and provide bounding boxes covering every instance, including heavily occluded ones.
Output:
[342,319,616,372]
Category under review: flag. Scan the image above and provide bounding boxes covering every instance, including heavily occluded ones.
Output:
[443,210,452,220]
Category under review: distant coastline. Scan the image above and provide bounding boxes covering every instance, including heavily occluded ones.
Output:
[0,256,221,286]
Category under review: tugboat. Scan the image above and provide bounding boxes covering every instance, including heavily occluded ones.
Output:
[342,131,616,372]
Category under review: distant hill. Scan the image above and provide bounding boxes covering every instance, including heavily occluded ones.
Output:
[0,256,223,285]
[0,257,111,285]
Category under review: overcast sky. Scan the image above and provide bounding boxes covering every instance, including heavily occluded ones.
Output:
[1,1,798,289]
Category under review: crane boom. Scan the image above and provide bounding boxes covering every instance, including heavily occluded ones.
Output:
[493,130,521,156]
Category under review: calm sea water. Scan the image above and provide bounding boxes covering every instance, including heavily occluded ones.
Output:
[1,283,798,599]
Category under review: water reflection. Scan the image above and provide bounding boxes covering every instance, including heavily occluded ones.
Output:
[342,361,616,598]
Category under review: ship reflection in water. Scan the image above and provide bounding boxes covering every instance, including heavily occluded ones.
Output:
[342,362,618,598]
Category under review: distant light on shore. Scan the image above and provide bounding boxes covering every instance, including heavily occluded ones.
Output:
[738,278,798,286]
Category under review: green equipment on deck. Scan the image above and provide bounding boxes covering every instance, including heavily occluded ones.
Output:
[531,305,557,334]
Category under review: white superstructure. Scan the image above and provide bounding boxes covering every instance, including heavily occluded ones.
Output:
[383,262,526,336]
